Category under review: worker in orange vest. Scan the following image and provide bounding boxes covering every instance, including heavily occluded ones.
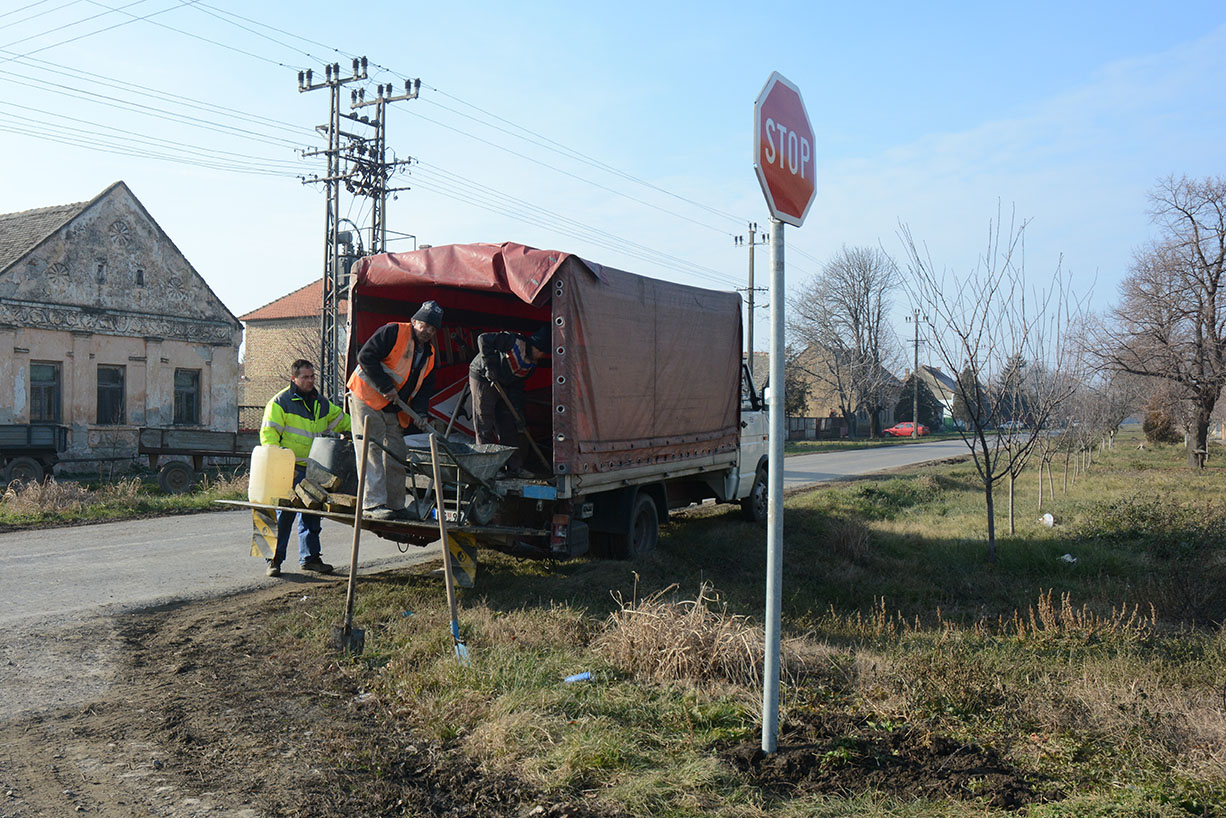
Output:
[347,300,443,521]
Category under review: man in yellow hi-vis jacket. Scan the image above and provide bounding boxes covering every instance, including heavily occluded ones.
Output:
[260,359,351,577]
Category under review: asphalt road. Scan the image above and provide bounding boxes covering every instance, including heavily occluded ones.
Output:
[0,512,440,631]
[782,438,969,489]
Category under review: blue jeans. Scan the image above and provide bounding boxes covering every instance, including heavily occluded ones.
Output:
[273,467,322,565]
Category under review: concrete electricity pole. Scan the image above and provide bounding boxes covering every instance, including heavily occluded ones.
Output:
[298,60,419,402]
[733,223,769,362]
[905,310,928,437]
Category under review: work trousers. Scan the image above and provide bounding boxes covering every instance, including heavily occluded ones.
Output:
[349,395,407,511]
[469,372,524,471]
[274,467,323,564]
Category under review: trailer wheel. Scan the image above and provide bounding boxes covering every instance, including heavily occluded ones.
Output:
[607,493,659,559]
[740,467,768,523]
[158,461,195,494]
[5,456,44,486]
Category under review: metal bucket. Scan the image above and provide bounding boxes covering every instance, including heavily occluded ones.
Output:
[306,435,357,494]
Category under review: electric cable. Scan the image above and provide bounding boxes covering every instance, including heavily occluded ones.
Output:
[0,0,88,30]
[410,161,739,287]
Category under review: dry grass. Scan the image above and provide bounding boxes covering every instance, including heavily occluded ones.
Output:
[595,581,823,687]
[1005,589,1157,642]
[1,477,95,513]
[825,516,871,560]
[197,468,248,498]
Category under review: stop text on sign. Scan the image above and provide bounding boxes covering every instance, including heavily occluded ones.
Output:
[761,118,811,179]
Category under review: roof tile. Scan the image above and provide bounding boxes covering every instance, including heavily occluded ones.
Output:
[239,278,346,321]
[0,200,89,274]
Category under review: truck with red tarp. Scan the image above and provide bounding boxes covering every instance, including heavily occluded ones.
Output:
[341,241,769,560]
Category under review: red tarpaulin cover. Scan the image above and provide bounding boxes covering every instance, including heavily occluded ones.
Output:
[348,243,741,476]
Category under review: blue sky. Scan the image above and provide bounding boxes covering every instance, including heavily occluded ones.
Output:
[1,1,1223,352]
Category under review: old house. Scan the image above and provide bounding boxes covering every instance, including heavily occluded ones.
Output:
[0,181,242,465]
[788,343,900,438]
[237,278,342,429]
[916,365,959,429]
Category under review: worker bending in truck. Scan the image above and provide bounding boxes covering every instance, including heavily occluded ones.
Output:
[468,325,550,476]
[347,300,443,521]
[259,359,351,577]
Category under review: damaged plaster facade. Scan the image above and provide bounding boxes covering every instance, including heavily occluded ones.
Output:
[0,181,242,464]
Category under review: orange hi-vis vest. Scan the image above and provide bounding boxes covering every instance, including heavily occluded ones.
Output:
[347,323,437,414]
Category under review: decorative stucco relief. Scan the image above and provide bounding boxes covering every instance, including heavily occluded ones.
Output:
[0,300,234,344]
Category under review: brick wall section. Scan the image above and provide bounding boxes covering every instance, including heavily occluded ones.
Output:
[239,316,322,427]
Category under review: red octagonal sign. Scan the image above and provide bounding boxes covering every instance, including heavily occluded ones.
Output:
[753,72,816,227]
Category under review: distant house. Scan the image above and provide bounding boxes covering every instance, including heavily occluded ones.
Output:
[0,181,241,464]
[789,343,900,437]
[916,365,958,428]
[238,279,342,429]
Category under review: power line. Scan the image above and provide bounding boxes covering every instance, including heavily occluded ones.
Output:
[0,66,305,149]
[0,3,830,276]
[395,105,739,240]
[0,49,317,138]
[0,101,309,171]
[74,0,309,71]
[423,88,747,226]
[0,120,297,176]
[0,0,150,48]
[0,0,88,30]
[0,0,187,65]
[411,161,740,288]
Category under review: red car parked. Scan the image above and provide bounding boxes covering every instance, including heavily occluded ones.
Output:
[884,421,929,437]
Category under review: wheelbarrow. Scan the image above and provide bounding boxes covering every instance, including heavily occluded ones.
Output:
[403,439,517,526]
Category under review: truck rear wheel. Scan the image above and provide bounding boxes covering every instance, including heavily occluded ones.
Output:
[740,467,767,522]
[5,456,44,485]
[607,493,659,559]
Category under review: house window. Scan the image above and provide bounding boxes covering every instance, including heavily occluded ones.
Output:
[96,365,126,425]
[30,362,61,423]
[174,368,201,425]
[136,268,144,286]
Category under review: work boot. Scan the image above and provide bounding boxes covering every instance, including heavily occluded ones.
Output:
[301,558,333,574]
[363,505,396,521]
[266,560,282,578]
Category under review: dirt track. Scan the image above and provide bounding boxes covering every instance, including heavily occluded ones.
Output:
[0,581,613,818]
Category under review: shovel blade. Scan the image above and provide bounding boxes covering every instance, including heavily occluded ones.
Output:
[329,623,366,655]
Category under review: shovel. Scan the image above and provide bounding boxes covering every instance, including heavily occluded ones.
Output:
[387,392,447,437]
[330,418,371,655]
[429,433,470,665]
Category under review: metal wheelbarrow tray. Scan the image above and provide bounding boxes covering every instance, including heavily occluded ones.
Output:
[405,440,517,488]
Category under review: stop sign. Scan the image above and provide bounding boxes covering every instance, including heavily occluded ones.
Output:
[753,72,816,227]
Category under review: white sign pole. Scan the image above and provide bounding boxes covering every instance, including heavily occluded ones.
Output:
[761,217,785,753]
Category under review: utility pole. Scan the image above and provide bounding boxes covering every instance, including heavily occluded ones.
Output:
[298,60,420,402]
[905,310,928,437]
[350,78,420,252]
[733,223,769,362]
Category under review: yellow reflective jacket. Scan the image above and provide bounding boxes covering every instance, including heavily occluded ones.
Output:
[259,383,351,466]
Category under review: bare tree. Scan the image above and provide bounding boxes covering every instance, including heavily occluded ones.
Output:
[901,209,1082,562]
[789,246,903,437]
[1099,175,1226,468]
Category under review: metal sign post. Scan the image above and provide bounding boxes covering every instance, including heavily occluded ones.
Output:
[762,217,786,752]
[752,70,816,754]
